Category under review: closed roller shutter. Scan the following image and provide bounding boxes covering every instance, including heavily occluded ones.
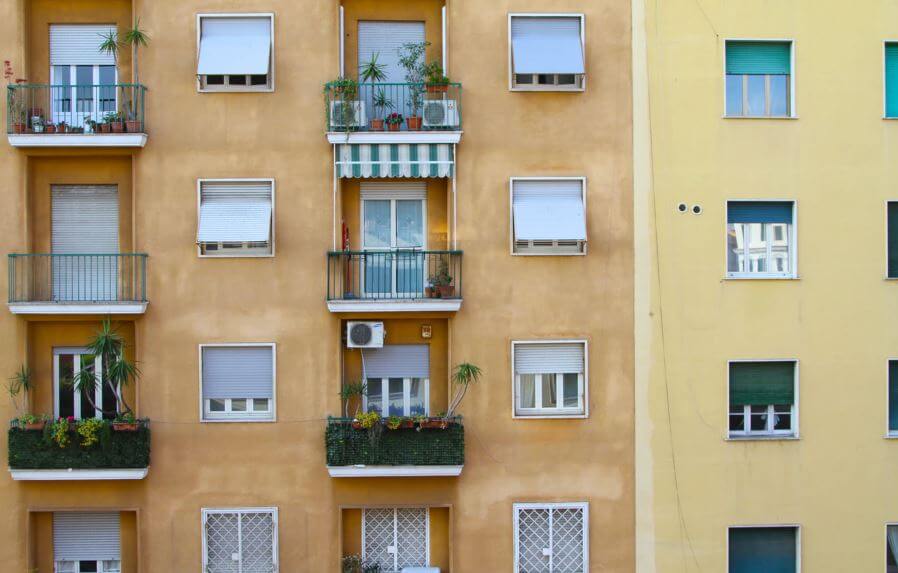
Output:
[202,346,274,400]
[358,21,426,83]
[515,343,585,374]
[53,512,121,561]
[50,25,117,66]
[513,180,586,242]
[197,181,273,244]
[362,344,430,379]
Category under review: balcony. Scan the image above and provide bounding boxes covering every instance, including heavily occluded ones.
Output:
[325,417,464,477]
[8,253,148,315]
[8,418,150,481]
[326,250,462,312]
[324,82,462,144]
[7,84,147,148]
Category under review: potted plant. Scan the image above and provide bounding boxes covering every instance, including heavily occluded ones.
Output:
[105,111,124,133]
[72,318,141,421]
[370,88,392,130]
[359,52,387,129]
[353,410,380,430]
[5,364,32,419]
[340,379,367,417]
[44,122,57,134]
[386,415,404,430]
[7,95,26,133]
[397,41,430,130]
[112,412,139,431]
[443,362,483,421]
[385,112,403,132]
[424,61,451,93]
[18,413,48,431]
[123,18,149,134]
[97,119,110,133]
[429,259,454,298]
[57,121,69,133]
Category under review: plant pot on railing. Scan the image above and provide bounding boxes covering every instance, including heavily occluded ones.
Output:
[125,120,143,133]
[370,119,384,130]
[437,284,455,298]
[98,123,110,133]
[44,124,56,134]
[110,121,124,133]
[426,83,449,94]
[112,422,139,432]
[419,418,450,430]
[24,421,46,431]
[11,122,26,134]
[406,116,422,130]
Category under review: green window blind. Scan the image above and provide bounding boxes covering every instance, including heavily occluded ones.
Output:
[729,527,797,573]
[726,41,791,75]
[890,361,898,432]
[889,203,898,278]
[729,361,795,406]
[886,44,898,118]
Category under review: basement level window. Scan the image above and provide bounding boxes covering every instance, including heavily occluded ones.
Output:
[510,15,585,91]
[197,14,274,92]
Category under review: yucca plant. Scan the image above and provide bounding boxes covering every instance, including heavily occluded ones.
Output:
[72,318,140,416]
[444,362,482,419]
[122,18,150,85]
[5,364,32,417]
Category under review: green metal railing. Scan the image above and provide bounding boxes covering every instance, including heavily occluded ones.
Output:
[324,82,462,132]
[325,417,464,467]
[6,83,147,134]
[327,250,462,301]
[8,418,150,470]
[8,253,148,304]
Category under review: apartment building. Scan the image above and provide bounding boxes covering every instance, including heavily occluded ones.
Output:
[0,0,633,571]
[634,1,898,571]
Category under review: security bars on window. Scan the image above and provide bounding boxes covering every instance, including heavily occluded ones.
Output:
[363,507,428,573]
[203,509,278,573]
[514,503,588,573]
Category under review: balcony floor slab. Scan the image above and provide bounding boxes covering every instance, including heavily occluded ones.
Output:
[327,299,461,313]
[327,131,461,145]
[8,133,147,148]
[8,302,148,315]
[9,467,149,481]
[327,465,463,478]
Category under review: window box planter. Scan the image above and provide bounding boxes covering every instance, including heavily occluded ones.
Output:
[8,419,150,471]
[325,416,463,469]
[112,422,139,432]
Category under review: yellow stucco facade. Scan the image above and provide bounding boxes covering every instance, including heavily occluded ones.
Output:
[634,0,898,571]
[0,0,633,571]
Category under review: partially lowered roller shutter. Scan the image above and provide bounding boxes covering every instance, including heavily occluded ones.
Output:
[53,512,121,561]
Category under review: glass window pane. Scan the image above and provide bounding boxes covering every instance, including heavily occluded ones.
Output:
[76,66,93,112]
[409,378,426,416]
[725,74,743,115]
[746,75,766,116]
[562,373,579,408]
[537,74,554,85]
[396,200,423,248]
[748,223,767,272]
[229,75,248,85]
[363,200,391,248]
[773,411,791,431]
[79,561,99,573]
[750,405,768,431]
[58,354,75,418]
[56,562,76,573]
[541,374,557,409]
[388,378,404,416]
[253,398,269,412]
[557,74,576,85]
[250,74,268,86]
[206,75,225,85]
[102,560,122,573]
[80,354,97,419]
[231,398,247,412]
[53,66,72,115]
[771,223,791,274]
[729,405,745,432]
[519,374,536,408]
[515,74,534,85]
[209,399,225,412]
[769,75,789,116]
[99,66,116,112]
[727,224,747,273]
[366,379,383,414]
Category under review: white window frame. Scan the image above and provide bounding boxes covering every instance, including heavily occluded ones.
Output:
[196,178,275,258]
[361,506,431,572]
[725,199,798,279]
[726,525,800,573]
[509,177,587,256]
[884,41,898,119]
[726,359,799,440]
[513,502,589,573]
[362,377,430,417]
[508,13,586,92]
[886,200,898,279]
[196,13,276,93]
[723,38,796,118]
[511,340,588,419]
[887,359,898,438]
[198,343,277,423]
[360,194,428,297]
[201,507,279,573]
[885,522,898,571]
[53,347,109,420]
[54,560,121,573]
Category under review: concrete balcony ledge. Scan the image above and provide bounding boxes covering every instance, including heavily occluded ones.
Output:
[9,467,149,481]
[8,133,147,148]
[327,465,463,478]
[326,299,461,313]
[8,302,148,315]
[326,131,461,145]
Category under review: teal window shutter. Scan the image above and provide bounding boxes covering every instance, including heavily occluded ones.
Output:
[728,201,793,224]
[729,527,797,573]
[886,44,898,118]
[729,362,795,406]
[726,41,792,75]
[890,361,898,432]
[889,203,898,278]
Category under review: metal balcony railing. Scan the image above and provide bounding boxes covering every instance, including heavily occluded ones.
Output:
[327,250,462,302]
[324,82,462,132]
[6,84,147,134]
[8,254,148,304]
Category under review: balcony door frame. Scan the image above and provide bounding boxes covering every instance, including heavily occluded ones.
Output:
[53,347,108,420]
[49,64,119,128]
[360,188,427,298]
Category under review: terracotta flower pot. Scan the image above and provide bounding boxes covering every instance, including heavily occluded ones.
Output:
[24,421,46,431]
[12,122,25,134]
[44,124,57,134]
[351,421,362,430]
[110,121,125,133]
[406,116,422,130]
[387,123,401,132]
[424,287,433,298]
[99,123,110,133]
[112,422,139,432]
[426,84,448,94]
[437,285,455,298]
[420,419,449,430]
[370,119,384,131]
[125,120,143,133]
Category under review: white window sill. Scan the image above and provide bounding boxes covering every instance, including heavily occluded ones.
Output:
[724,274,799,281]
[885,433,898,439]
[726,434,799,441]
[722,115,798,120]
[198,253,275,259]
[510,86,585,93]
[202,416,275,423]
[513,412,588,420]
[884,276,898,281]
[197,86,274,94]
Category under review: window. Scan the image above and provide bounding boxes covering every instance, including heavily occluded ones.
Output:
[197,15,274,92]
[361,345,430,416]
[54,512,121,573]
[509,15,585,91]
[202,508,278,573]
[363,507,428,571]
[201,345,275,421]
[886,43,898,118]
[514,503,588,573]
[889,361,898,436]
[728,526,798,573]
[54,348,118,420]
[887,524,898,573]
[727,201,795,278]
[197,180,274,257]
[513,341,586,417]
[511,178,587,255]
[361,183,426,296]
[49,25,118,130]
[888,202,898,278]
[725,41,793,117]
[728,361,797,438]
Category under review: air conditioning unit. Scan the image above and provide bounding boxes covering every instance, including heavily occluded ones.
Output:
[422,100,459,128]
[346,321,385,348]
[330,100,367,128]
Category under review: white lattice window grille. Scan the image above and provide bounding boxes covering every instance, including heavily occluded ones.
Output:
[514,503,588,573]
[363,508,429,573]
[202,508,278,573]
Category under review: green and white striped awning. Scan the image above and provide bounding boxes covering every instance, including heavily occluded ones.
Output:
[336,143,454,178]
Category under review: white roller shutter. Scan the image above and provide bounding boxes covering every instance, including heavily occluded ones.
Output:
[362,345,430,379]
[513,180,586,242]
[511,16,585,75]
[197,181,272,243]
[358,21,426,83]
[360,181,427,200]
[197,17,272,75]
[202,346,274,400]
[50,25,117,66]
[515,343,585,374]
[53,512,121,561]
[51,185,119,254]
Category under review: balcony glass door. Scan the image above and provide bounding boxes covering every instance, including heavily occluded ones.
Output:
[54,348,116,420]
[362,197,425,298]
[50,65,117,129]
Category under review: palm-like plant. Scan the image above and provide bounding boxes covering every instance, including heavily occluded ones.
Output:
[6,365,32,417]
[122,18,150,85]
[72,318,140,416]
[444,362,482,419]
[97,30,119,65]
